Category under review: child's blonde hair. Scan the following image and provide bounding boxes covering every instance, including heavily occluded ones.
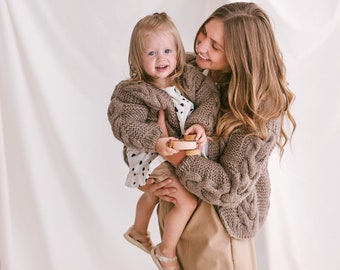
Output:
[129,12,186,93]
[195,2,296,156]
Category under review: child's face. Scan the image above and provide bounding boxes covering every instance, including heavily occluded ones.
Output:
[142,32,177,86]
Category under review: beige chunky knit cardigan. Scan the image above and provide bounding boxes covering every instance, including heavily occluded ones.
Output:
[176,119,280,239]
[108,57,279,239]
[108,64,220,153]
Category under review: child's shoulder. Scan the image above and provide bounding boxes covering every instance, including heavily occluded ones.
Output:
[113,79,160,101]
[185,52,199,67]
[114,79,149,92]
[183,63,204,77]
[182,63,214,87]
[115,78,139,88]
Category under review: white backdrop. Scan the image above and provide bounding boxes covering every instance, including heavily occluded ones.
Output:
[1,0,339,269]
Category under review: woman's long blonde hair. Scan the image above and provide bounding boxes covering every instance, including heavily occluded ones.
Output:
[195,2,296,156]
[128,12,186,93]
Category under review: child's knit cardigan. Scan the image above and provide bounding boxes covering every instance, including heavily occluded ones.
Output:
[108,64,220,154]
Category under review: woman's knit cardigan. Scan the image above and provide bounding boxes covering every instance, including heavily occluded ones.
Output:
[176,119,280,239]
[107,64,220,155]
[176,53,280,239]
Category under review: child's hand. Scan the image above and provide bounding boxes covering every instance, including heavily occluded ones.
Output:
[156,137,179,156]
[184,124,207,148]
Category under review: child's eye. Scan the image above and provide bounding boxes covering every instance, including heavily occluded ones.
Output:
[148,51,156,56]
[164,49,172,54]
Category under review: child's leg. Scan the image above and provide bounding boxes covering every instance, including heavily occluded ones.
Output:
[158,177,197,258]
[125,163,166,253]
[131,161,169,235]
[133,192,159,235]
[124,192,158,253]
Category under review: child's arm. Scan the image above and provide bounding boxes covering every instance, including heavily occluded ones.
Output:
[155,137,179,156]
[183,66,220,136]
[156,110,180,156]
[184,124,207,149]
[108,81,163,152]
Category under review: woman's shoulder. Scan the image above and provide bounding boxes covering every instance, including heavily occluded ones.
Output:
[225,119,281,155]
[267,118,281,134]
[230,118,280,138]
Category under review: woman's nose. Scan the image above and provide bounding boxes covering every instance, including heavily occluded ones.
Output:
[196,40,208,53]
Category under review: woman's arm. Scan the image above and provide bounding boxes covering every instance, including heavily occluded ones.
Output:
[175,129,276,207]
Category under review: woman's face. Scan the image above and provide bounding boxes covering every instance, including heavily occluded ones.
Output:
[195,19,229,72]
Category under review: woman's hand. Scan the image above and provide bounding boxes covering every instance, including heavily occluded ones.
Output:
[139,178,178,204]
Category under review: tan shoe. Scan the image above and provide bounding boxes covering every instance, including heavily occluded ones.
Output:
[151,244,180,270]
[123,226,154,254]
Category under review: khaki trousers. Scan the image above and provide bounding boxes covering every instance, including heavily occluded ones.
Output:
[150,161,177,183]
[157,200,257,270]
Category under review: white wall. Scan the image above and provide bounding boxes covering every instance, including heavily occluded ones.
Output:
[0,0,339,269]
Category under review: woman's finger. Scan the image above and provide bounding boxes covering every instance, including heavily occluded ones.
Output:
[159,195,177,204]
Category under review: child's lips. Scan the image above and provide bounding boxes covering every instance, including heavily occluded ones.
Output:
[156,65,169,70]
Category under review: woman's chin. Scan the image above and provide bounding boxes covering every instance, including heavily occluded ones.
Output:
[196,57,210,69]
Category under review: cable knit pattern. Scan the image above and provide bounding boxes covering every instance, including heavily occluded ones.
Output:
[176,119,280,239]
[107,64,220,152]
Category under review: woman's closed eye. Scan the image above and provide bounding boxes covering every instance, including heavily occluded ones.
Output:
[211,42,220,51]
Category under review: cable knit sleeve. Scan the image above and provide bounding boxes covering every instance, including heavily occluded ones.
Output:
[176,125,277,207]
[176,155,232,206]
[107,80,166,151]
[182,66,220,136]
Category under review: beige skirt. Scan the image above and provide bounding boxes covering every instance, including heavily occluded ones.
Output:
[157,199,257,270]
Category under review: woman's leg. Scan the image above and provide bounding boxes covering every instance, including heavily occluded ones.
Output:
[158,200,257,270]
[230,237,257,270]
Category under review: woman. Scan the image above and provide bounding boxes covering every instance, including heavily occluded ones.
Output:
[141,2,296,269]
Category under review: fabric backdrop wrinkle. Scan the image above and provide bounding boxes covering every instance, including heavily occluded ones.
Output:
[1,0,339,269]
